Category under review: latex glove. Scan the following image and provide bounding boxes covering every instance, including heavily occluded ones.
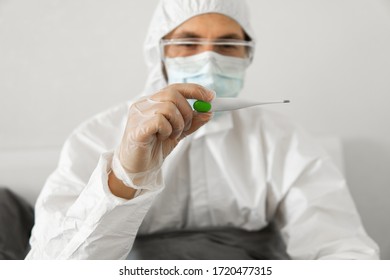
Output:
[117,83,214,186]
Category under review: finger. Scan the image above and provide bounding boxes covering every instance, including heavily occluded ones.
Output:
[155,114,174,141]
[169,83,215,102]
[151,83,215,130]
[150,88,192,131]
[131,98,185,140]
[134,114,173,143]
[179,112,213,140]
[146,100,185,140]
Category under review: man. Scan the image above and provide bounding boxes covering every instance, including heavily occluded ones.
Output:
[26,0,379,259]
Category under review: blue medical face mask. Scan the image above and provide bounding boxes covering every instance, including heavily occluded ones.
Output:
[164,51,251,98]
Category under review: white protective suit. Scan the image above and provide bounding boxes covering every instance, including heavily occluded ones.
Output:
[26,0,379,259]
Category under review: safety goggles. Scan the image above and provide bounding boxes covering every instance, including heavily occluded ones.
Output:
[160,38,255,60]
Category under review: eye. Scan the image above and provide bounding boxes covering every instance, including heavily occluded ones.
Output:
[176,42,197,49]
[220,44,237,49]
[179,43,197,49]
[216,44,241,53]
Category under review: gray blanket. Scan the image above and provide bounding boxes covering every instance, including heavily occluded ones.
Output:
[0,187,34,260]
[128,226,290,260]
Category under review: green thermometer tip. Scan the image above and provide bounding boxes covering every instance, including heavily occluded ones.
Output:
[193,100,212,112]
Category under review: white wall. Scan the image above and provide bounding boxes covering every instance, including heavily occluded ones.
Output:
[0,0,389,259]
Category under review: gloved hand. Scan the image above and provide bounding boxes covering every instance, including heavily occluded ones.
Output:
[115,83,214,189]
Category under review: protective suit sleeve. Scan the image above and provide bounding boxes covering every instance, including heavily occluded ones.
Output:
[26,111,164,259]
[270,127,380,259]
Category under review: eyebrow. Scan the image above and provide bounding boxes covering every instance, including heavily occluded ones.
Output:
[168,31,245,40]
